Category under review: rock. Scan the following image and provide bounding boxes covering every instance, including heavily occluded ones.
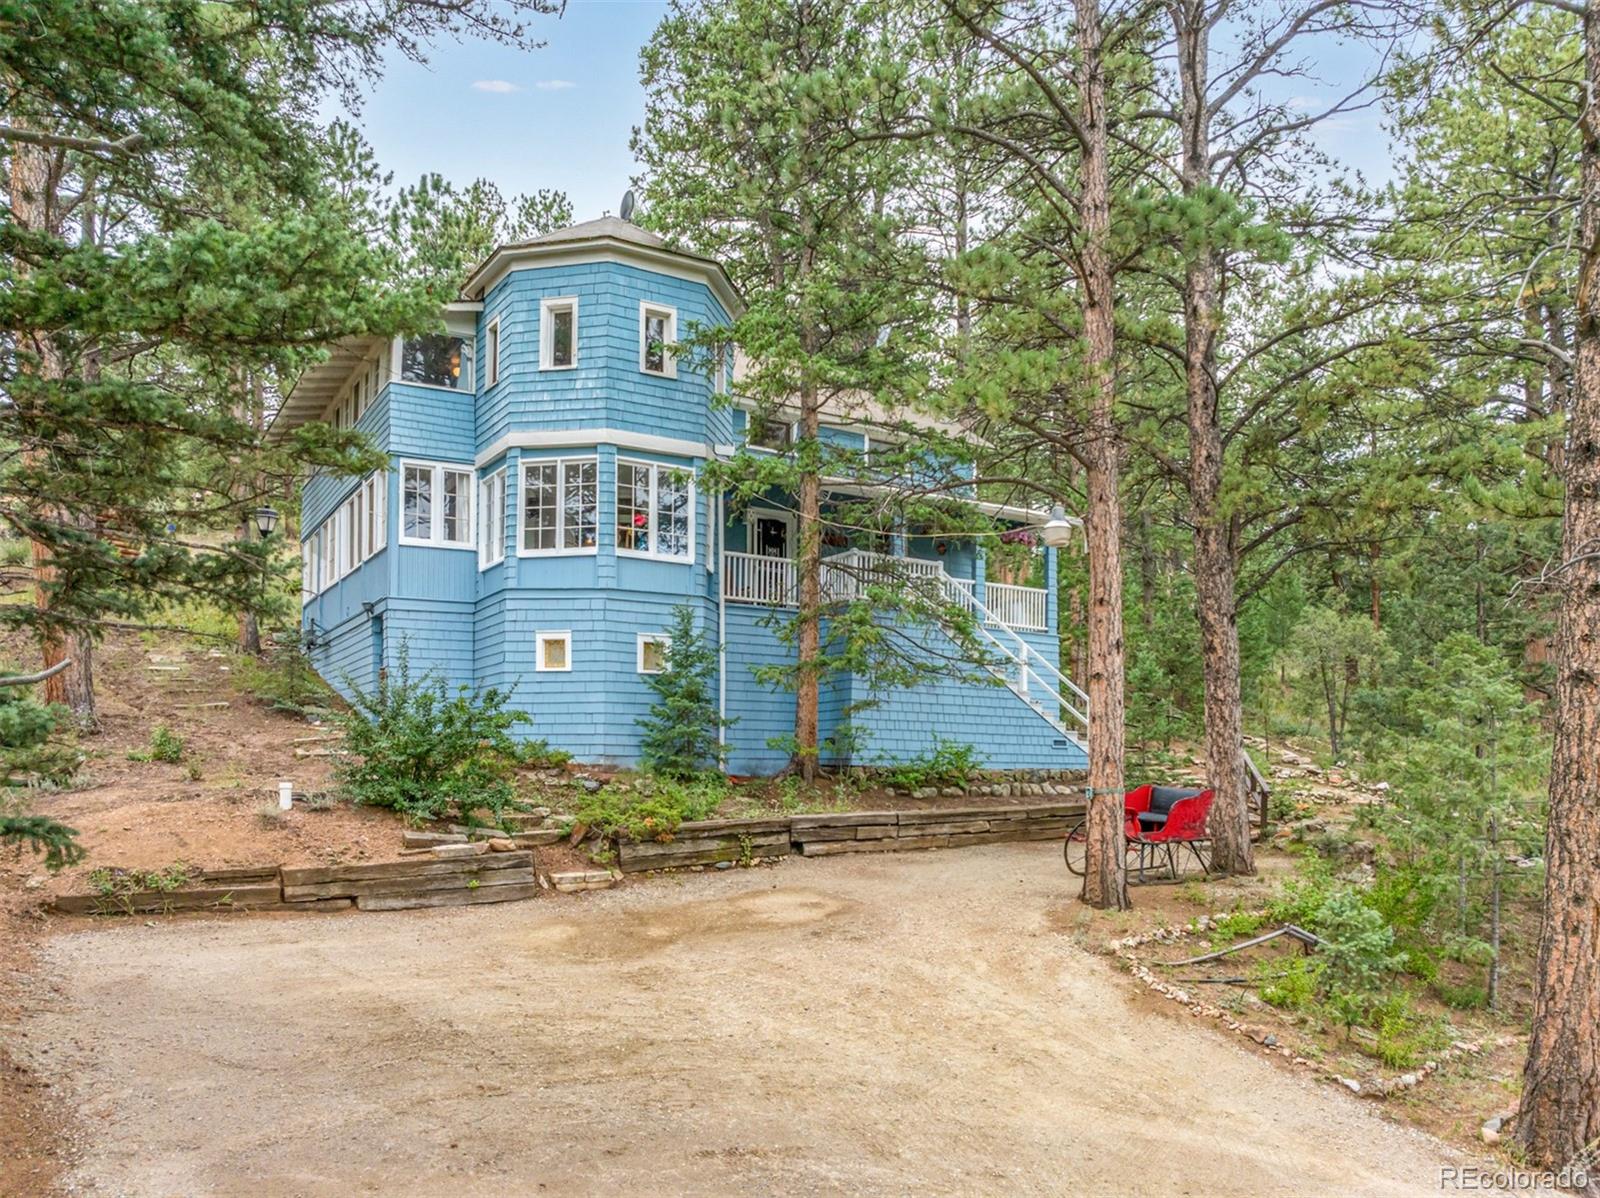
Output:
[1264,1034,1278,1048]
[714,860,732,870]
[1481,1116,1505,1145]
[23,876,43,890]
[911,787,937,800]
[487,838,518,852]
[1339,1078,1362,1095]
[581,778,603,794]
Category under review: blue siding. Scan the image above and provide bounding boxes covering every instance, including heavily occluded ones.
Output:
[301,245,1073,775]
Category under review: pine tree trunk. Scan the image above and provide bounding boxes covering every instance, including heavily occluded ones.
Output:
[1518,1,1600,1175]
[1074,0,1127,911]
[793,378,823,783]
[9,132,96,727]
[1173,0,1250,875]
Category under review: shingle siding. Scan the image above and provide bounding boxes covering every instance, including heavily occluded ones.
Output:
[302,247,1072,775]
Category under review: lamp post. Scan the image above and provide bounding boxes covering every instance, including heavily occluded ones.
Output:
[240,506,278,656]
[1039,505,1074,549]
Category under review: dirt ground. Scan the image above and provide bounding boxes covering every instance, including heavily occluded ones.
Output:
[14,843,1508,1198]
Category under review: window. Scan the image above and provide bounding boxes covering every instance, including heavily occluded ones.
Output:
[521,457,598,554]
[486,318,501,387]
[402,464,431,541]
[479,469,506,568]
[341,493,360,574]
[319,522,337,586]
[302,535,316,603]
[400,334,471,390]
[637,633,670,675]
[400,461,474,548]
[747,412,793,452]
[639,302,676,376]
[362,474,385,558]
[541,297,577,370]
[536,631,571,672]
[616,459,693,561]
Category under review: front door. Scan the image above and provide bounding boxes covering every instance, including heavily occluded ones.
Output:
[754,513,791,559]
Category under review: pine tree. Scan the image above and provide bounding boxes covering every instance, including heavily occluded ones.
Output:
[1,0,557,724]
[637,607,732,779]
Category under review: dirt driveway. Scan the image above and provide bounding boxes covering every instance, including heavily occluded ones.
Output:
[19,843,1497,1196]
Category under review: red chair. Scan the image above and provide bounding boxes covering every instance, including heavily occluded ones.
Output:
[1128,791,1215,882]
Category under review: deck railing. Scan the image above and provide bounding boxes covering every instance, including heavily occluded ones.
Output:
[983,581,1047,632]
[722,549,1045,632]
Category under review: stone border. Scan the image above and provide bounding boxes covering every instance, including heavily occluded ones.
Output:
[1109,915,1487,1099]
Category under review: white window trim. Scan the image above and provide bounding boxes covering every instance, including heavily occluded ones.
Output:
[486,316,501,388]
[536,630,572,673]
[517,455,600,557]
[540,296,579,371]
[639,300,677,378]
[637,632,671,675]
[479,468,507,569]
[398,459,476,551]
[616,457,695,564]
[747,505,797,560]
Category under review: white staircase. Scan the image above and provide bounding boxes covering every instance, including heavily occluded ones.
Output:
[818,550,1089,747]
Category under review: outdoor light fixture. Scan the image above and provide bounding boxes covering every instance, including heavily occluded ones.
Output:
[1039,505,1074,549]
[252,506,280,539]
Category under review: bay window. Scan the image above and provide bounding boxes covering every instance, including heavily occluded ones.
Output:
[616,459,693,562]
[400,461,474,548]
[521,457,598,554]
[479,469,506,568]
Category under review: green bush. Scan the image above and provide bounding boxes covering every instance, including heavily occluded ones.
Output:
[233,648,334,716]
[636,606,731,779]
[576,775,728,842]
[0,681,84,871]
[336,651,528,827]
[1257,955,1322,1011]
[129,724,184,763]
[519,739,572,769]
[876,738,983,791]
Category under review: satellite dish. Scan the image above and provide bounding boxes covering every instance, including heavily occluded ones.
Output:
[620,189,637,222]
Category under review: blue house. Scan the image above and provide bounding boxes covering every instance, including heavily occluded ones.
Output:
[276,217,1087,775]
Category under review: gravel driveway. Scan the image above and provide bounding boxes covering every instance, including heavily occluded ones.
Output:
[21,843,1498,1196]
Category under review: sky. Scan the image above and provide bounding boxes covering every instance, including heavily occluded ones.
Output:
[343,0,1400,224]
[346,1,670,222]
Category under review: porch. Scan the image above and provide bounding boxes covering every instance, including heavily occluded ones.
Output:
[720,548,1050,632]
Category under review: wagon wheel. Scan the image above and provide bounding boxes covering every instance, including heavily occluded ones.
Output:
[1062,818,1089,876]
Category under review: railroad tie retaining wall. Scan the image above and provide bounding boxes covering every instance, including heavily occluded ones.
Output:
[615,802,1082,873]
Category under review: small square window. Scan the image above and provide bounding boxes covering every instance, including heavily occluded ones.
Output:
[537,631,571,672]
[638,634,670,675]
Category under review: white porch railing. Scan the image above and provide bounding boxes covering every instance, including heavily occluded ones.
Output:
[984,581,1047,632]
[722,549,1043,631]
[722,551,796,606]
[721,548,1084,738]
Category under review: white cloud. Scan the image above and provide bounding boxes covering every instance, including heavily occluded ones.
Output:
[472,79,522,94]
[534,79,576,91]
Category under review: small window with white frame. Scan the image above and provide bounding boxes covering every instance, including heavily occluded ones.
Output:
[520,456,598,554]
[637,633,670,675]
[479,468,506,568]
[400,460,474,549]
[616,459,694,561]
[536,631,571,672]
[486,317,501,387]
[541,297,578,370]
[746,410,793,452]
[639,302,676,377]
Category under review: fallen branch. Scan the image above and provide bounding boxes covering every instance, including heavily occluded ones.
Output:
[1162,924,1323,968]
[0,659,72,688]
